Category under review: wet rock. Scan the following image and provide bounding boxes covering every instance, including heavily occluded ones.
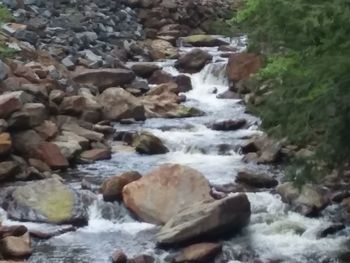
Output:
[148,69,173,85]
[242,135,282,164]
[318,223,345,238]
[277,183,329,216]
[173,243,222,262]
[101,171,142,202]
[112,249,128,263]
[98,88,145,121]
[175,75,192,93]
[236,171,278,188]
[181,35,229,47]
[226,53,262,83]
[5,178,88,225]
[209,119,247,131]
[0,225,28,239]
[0,232,32,258]
[0,133,12,155]
[156,194,251,245]
[73,68,135,92]
[131,63,160,78]
[175,49,212,73]
[123,164,212,224]
[132,132,169,155]
[79,148,111,162]
[216,90,240,99]
[30,225,76,240]
[128,254,155,263]
[7,103,47,130]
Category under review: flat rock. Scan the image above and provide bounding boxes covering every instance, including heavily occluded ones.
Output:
[156,194,251,245]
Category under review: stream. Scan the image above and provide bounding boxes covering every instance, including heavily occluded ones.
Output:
[1,38,349,263]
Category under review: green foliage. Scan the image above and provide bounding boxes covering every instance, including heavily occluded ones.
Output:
[0,5,11,23]
[237,0,350,181]
[0,5,15,58]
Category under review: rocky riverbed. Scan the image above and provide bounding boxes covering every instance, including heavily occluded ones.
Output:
[0,0,349,262]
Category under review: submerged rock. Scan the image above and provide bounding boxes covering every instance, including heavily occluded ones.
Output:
[175,49,212,73]
[209,119,247,131]
[173,243,222,262]
[122,164,212,225]
[277,182,329,216]
[4,178,89,225]
[236,170,278,188]
[132,132,169,155]
[156,194,251,245]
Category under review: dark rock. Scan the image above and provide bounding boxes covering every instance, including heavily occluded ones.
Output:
[175,49,212,73]
[210,119,247,131]
[236,171,278,188]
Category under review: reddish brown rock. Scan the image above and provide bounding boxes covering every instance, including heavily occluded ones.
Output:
[33,142,69,169]
[59,96,86,116]
[148,70,173,85]
[122,164,212,224]
[0,92,28,119]
[226,53,263,82]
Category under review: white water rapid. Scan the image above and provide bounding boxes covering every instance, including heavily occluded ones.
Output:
[2,37,349,263]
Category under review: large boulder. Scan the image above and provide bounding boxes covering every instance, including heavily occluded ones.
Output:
[226,53,262,83]
[98,88,146,121]
[150,39,178,60]
[122,164,212,224]
[132,132,169,155]
[4,178,89,225]
[156,194,251,245]
[72,68,135,91]
[101,171,142,202]
[175,49,212,73]
[181,35,229,47]
[276,183,329,216]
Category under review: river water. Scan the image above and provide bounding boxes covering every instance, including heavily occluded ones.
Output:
[1,38,349,263]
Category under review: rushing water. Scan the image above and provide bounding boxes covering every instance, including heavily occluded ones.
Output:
[2,38,349,263]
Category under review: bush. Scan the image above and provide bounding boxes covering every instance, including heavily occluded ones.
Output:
[0,5,14,58]
[237,0,350,180]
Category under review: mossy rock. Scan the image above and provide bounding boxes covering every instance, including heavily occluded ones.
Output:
[182,35,229,47]
[174,106,205,118]
[6,178,88,225]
